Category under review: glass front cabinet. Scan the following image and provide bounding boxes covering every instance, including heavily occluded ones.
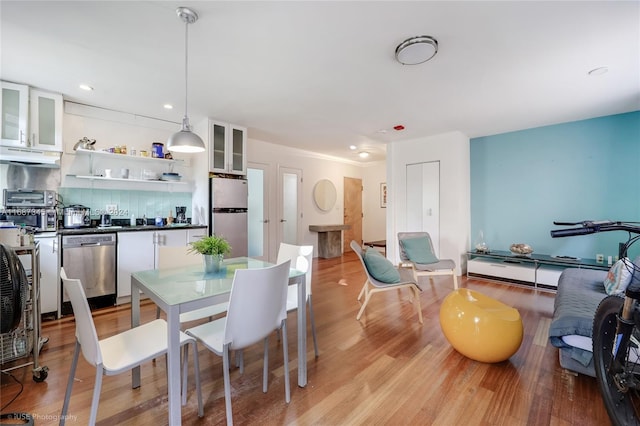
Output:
[1,81,63,151]
[1,81,29,147]
[208,120,247,175]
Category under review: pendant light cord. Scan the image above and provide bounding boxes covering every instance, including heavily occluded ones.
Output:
[183,18,189,123]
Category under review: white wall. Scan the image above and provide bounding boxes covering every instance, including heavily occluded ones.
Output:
[387,131,470,275]
[361,161,387,242]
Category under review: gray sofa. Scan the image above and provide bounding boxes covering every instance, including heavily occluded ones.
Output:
[549,256,640,376]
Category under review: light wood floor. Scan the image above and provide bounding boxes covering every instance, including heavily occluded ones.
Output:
[1,252,610,425]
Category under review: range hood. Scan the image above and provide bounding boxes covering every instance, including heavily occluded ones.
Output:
[0,146,61,168]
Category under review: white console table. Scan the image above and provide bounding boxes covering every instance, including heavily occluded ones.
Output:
[467,250,610,290]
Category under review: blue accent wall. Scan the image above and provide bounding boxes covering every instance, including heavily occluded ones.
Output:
[470,111,640,261]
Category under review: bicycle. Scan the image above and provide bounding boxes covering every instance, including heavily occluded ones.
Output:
[551,220,640,426]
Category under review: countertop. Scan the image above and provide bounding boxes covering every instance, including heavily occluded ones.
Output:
[57,224,207,235]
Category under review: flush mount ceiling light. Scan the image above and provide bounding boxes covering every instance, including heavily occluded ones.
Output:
[166,6,205,153]
[395,35,438,65]
[358,152,370,158]
[79,84,93,91]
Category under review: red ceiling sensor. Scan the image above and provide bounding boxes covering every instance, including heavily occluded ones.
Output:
[393,125,405,131]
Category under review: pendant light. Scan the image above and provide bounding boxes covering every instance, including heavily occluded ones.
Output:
[166,7,205,153]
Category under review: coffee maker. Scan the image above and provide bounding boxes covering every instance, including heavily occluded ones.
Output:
[175,206,187,224]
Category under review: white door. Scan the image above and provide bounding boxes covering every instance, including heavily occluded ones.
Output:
[406,161,441,254]
[278,166,302,246]
[247,163,270,260]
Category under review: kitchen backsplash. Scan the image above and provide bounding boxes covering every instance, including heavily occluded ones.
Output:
[58,188,192,220]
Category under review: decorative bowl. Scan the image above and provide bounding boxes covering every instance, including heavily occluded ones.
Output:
[510,243,533,256]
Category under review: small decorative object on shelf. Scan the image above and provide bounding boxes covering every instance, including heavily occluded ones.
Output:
[188,235,231,273]
[475,230,490,253]
[73,137,96,151]
[510,243,534,256]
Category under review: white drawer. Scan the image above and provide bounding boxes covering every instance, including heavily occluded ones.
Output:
[468,258,536,283]
[536,265,565,287]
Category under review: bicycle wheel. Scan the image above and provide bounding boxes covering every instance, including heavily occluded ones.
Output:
[593,295,640,426]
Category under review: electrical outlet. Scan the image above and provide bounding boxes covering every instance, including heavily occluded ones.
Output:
[596,254,604,263]
[106,204,117,214]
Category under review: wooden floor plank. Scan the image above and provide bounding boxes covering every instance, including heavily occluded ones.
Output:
[0,252,611,425]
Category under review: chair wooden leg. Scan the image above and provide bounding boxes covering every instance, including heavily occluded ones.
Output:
[413,286,423,324]
[262,337,269,393]
[222,343,234,426]
[282,320,291,403]
[89,366,104,425]
[60,340,81,426]
[357,280,368,301]
[190,341,203,417]
[308,296,319,357]
[356,290,374,320]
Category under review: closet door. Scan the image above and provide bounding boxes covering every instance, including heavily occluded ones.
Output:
[406,161,441,255]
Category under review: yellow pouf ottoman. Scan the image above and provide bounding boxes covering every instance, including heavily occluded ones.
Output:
[439,289,523,363]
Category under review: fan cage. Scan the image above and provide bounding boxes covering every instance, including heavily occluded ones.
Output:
[0,244,33,364]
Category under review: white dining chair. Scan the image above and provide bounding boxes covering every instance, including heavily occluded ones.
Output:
[277,242,319,357]
[156,245,229,323]
[185,260,292,426]
[60,267,203,425]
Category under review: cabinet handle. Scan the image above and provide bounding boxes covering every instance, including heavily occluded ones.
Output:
[53,239,58,253]
[20,130,25,144]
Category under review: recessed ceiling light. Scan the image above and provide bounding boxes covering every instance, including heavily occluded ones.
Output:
[588,66,609,76]
[358,152,370,158]
[164,104,174,110]
[79,84,93,91]
[349,145,357,150]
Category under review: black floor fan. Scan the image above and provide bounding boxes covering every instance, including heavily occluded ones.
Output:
[0,243,35,426]
[0,243,27,335]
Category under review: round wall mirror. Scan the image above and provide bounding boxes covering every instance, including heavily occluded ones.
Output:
[313,179,337,212]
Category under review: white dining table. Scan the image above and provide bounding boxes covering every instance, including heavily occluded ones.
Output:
[130,257,307,426]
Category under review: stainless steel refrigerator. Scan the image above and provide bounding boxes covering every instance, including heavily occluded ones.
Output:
[209,177,248,257]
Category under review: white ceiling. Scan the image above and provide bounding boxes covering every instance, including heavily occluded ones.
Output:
[1,1,638,163]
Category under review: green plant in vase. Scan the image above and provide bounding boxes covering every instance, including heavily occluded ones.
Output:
[188,235,231,273]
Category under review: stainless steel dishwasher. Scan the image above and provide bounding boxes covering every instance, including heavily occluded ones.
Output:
[61,233,116,309]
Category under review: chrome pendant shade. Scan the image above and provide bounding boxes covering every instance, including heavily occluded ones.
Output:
[395,35,438,65]
[167,7,205,153]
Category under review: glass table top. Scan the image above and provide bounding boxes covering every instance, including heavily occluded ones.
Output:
[132,257,304,306]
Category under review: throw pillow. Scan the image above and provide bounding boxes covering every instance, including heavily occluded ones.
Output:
[400,236,439,264]
[604,258,634,295]
[363,248,401,283]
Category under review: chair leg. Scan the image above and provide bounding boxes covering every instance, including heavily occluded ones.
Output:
[181,345,188,406]
[263,337,269,393]
[60,340,81,426]
[89,366,104,425]
[413,286,423,324]
[357,280,368,301]
[452,272,459,289]
[281,320,291,403]
[190,341,203,417]
[356,290,374,320]
[308,296,319,357]
[222,343,234,426]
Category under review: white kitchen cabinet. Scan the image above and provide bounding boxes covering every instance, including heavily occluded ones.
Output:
[1,81,29,147]
[187,227,207,243]
[208,120,247,175]
[153,229,188,263]
[35,234,60,316]
[117,231,155,299]
[117,229,188,300]
[29,89,63,152]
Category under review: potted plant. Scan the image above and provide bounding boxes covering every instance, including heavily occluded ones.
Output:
[188,235,232,273]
